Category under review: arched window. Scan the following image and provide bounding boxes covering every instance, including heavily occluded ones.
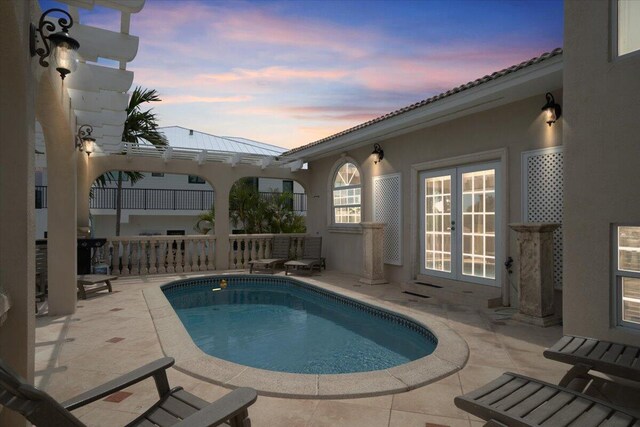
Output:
[332,162,361,224]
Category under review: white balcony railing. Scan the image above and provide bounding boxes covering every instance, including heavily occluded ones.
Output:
[95,234,306,276]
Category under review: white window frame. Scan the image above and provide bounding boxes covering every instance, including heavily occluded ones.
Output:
[329,159,362,228]
[612,0,640,60]
[612,224,640,330]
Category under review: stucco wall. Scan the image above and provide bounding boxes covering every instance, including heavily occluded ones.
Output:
[563,1,640,344]
[305,93,562,293]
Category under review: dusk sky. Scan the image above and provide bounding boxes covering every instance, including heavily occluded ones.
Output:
[48,0,564,149]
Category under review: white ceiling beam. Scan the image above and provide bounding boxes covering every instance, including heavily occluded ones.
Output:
[75,23,139,63]
[260,157,272,170]
[196,150,207,165]
[227,153,241,167]
[286,160,303,172]
[68,89,128,112]
[66,63,134,93]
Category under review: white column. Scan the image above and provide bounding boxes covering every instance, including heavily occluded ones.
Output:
[1,2,36,426]
[214,187,230,270]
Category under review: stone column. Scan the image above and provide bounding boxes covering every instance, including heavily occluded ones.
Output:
[509,223,560,327]
[214,187,230,270]
[359,222,387,285]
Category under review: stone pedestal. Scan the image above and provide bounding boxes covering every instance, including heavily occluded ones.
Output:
[359,222,388,285]
[509,223,561,327]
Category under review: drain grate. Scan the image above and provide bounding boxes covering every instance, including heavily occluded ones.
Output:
[402,291,430,299]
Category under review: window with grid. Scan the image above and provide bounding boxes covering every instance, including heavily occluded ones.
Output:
[333,162,361,224]
[615,226,640,329]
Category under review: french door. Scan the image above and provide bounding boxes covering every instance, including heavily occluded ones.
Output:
[419,162,500,286]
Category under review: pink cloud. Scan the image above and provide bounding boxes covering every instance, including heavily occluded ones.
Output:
[161,95,252,105]
[200,66,348,83]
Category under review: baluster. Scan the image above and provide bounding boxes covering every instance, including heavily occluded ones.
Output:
[296,237,303,259]
[110,241,120,275]
[149,239,157,274]
[242,237,249,268]
[258,237,265,259]
[229,237,238,270]
[183,240,192,272]
[157,240,166,274]
[140,240,148,275]
[197,240,206,271]
[207,237,215,270]
[175,238,184,273]
[265,237,272,258]
[130,241,139,275]
[166,239,175,273]
[250,237,257,263]
[121,240,130,275]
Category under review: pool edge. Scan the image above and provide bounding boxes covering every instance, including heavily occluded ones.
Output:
[143,274,469,399]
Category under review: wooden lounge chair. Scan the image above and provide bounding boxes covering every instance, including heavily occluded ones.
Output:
[0,356,257,427]
[285,236,322,275]
[76,274,117,299]
[543,334,640,388]
[248,235,291,274]
[454,371,640,427]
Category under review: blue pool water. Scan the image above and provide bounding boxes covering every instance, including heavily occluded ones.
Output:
[163,277,437,374]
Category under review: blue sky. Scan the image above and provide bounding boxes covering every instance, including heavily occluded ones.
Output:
[43,0,563,148]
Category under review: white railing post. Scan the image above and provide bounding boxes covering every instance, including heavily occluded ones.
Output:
[149,239,157,274]
[175,238,184,273]
[158,240,166,274]
[207,237,215,270]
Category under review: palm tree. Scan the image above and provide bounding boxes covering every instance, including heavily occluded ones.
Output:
[194,205,215,235]
[113,87,168,235]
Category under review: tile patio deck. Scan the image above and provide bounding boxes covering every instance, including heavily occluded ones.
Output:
[36,271,570,427]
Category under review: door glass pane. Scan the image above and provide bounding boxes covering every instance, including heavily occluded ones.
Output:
[461,169,496,279]
[424,175,452,273]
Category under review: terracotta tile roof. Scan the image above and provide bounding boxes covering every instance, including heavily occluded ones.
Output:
[283,47,563,157]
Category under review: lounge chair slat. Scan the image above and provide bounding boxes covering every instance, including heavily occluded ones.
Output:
[146,406,180,427]
[158,395,199,419]
[590,341,612,360]
[549,335,575,353]
[566,403,611,427]
[562,337,586,355]
[132,420,156,427]
[541,396,591,426]
[478,377,528,405]
[172,389,208,409]
[575,338,599,357]
[599,412,634,427]
[507,386,558,418]
[618,346,638,367]
[463,374,515,401]
[524,391,574,424]
[494,381,544,411]
[602,344,625,363]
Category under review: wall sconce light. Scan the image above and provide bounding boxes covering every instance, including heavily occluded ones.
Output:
[30,8,80,80]
[372,143,384,164]
[541,92,561,126]
[76,125,95,156]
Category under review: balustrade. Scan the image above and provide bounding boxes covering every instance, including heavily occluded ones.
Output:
[95,233,305,276]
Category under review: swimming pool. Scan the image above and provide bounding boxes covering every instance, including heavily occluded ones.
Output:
[163,276,437,374]
[145,274,468,398]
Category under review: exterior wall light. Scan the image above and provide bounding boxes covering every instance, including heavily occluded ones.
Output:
[541,92,561,126]
[30,8,80,80]
[76,125,95,156]
[372,143,384,164]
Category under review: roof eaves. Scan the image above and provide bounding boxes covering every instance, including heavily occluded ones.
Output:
[282,47,563,157]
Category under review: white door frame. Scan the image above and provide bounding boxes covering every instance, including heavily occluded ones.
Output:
[410,149,509,299]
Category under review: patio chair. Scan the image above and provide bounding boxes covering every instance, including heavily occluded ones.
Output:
[248,235,291,274]
[284,236,322,275]
[454,371,640,427]
[0,356,257,427]
[543,334,640,389]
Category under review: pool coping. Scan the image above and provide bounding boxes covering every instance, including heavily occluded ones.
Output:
[143,273,469,399]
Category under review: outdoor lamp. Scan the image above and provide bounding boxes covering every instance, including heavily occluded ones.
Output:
[30,8,80,80]
[76,125,95,156]
[372,143,384,164]
[541,92,561,126]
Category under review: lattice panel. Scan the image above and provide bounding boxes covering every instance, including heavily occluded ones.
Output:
[373,174,402,265]
[524,149,564,289]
